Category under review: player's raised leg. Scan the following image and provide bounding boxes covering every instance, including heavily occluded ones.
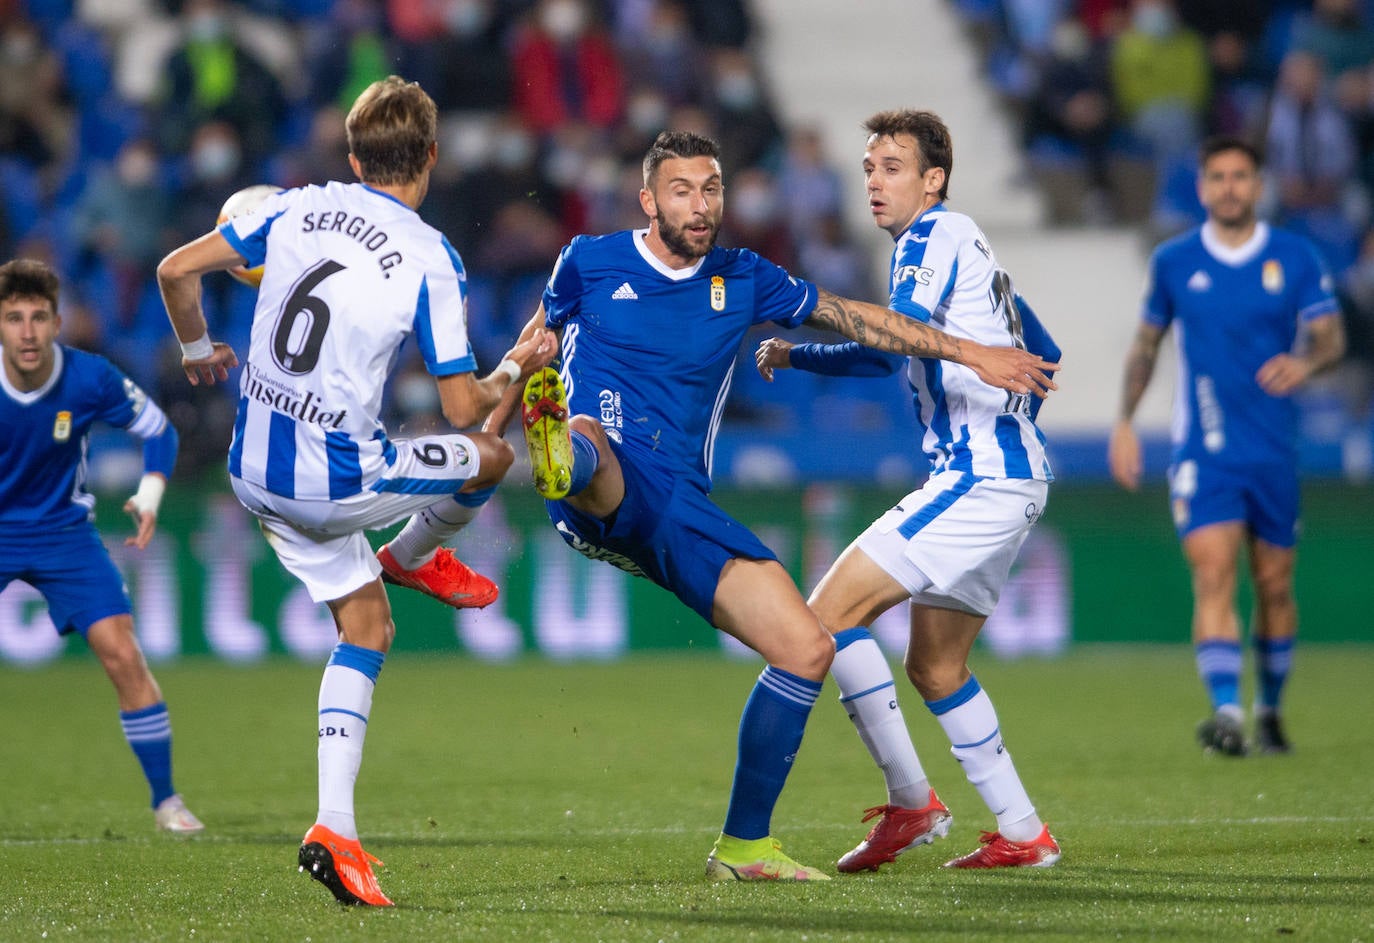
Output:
[87,613,204,834]
[705,559,833,882]
[376,432,514,610]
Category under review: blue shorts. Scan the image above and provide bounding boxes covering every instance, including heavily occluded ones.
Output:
[545,441,778,624]
[0,526,132,635]
[1167,458,1299,548]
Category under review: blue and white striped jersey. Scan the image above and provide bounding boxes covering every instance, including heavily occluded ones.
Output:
[543,229,816,488]
[1143,221,1338,468]
[0,345,172,531]
[219,181,477,500]
[888,204,1052,481]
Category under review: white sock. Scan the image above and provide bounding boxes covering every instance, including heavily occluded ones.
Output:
[316,663,375,840]
[387,498,479,570]
[831,628,930,809]
[930,678,1042,841]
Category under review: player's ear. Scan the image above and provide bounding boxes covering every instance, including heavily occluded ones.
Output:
[639,187,656,219]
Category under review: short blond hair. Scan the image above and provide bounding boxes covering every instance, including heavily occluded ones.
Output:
[345,76,437,186]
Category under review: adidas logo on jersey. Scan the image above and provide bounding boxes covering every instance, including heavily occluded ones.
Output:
[1187,270,1212,292]
[611,282,638,300]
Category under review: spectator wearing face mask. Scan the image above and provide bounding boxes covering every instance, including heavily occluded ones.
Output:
[706,48,783,177]
[509,0,625,136]
[154,0,288,164]
[69,138,174,328]
[1110,0,1211,168]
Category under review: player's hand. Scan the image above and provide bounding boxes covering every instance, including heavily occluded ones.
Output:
[503,328,559,379]
[1108,420,1142,491]
[754,337,794,381]
[965,344,1059,398]
[1256,353,1310,397]
[122,499,158,550]
[183,342,239,386]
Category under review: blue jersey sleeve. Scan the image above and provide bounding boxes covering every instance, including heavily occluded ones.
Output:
[1141,248,1173,329]
[1015,294,1059,422]
[94,360,179,477]
[543,240,585,329]
[1294,240,1341,323]
[788,342,905,377]
[745,251,816,328]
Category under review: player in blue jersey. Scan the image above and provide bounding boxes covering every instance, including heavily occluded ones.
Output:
[0,258,203,834]
[1109,136,1345,757]
[755,110,1062,872]
[485,130,1059,881]
[156,77,556,905]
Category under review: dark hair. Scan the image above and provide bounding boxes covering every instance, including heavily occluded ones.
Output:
[0,258,60,309]
[642,130,722,188]
[1199,135,1263,171]
[863,109,953,200]
[345,75,438,186]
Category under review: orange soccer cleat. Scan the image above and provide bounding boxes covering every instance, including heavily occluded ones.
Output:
[836,791,953,873]
[943,825,1061,869]
[377,544,497,609]
[298,824,394,906]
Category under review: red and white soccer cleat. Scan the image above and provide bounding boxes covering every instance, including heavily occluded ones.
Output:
[377,544,497,609]
[298,824,394,906]
[943,825,1061,869]
[836,792,953,873]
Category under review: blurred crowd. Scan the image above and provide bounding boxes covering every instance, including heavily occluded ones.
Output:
[960,0,1374,472]
[0,0,875,474]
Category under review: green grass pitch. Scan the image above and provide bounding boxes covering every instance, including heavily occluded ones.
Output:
[2,646,1372,942]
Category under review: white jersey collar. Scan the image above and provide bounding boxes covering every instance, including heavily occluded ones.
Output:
[1201,220,1270,267]
[0,342,63,404]
[633,229,706,281]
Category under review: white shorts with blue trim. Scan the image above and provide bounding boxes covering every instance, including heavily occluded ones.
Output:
[856,470,1048,617]
[230,433,483,602]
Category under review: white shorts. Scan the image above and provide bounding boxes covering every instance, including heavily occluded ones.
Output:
[230,433,484,603]
[857,470,1048,617]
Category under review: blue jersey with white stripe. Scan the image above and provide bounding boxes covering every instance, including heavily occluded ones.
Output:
[543,230,817,488]
[888,205,1052,481]
[0,345,172,532]
[220,181,476,500]
[1143,222,1338,467]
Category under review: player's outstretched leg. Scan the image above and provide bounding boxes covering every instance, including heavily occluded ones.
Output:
[376,544,497,609]
[298,824,393,906]
[836,792,952,873]
[1253,711,1291,754]
[706,835,831,882]
[521,367,574,500]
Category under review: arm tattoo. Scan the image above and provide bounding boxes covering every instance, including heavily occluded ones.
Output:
[806,289,966,362]
[1303,313,1347,376]
[1119,325,1162,421]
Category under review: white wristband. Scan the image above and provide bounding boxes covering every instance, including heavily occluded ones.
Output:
[180,334,214,361]
[494,359,521,387]
[128,474,166,518]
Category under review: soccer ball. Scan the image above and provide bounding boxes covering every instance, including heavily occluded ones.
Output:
[217,184,282,287]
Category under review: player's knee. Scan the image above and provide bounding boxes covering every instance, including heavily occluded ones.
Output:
[569,415,604,446]
[471,434,515,485]
[902,657,960,702]
[1252,569,1294,609]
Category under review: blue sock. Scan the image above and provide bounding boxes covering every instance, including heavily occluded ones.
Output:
[1195,640,1242,713]
[121,702,175,808]
[568,431,598,496]
[1254,636,1294,712]
[452,485,497,509]
[722,666,821,841]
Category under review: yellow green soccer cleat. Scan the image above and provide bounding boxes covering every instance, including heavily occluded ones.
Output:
[521,367,575,500]
[705,834,831,882]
